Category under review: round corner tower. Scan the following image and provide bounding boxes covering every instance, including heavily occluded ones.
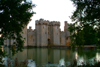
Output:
[49,21,60,45]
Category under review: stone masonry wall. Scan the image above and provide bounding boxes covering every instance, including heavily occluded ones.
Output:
[51,21,60,45]
[61,32,66,45]
[27,27,36,46]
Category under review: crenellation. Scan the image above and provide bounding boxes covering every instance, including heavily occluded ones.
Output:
[49,21,60,26]
[36,19,49,25]
[36,19,60,26]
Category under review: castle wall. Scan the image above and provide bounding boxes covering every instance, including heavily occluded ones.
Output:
[4,25,28,46]
[48,25,53,45]
[10,39,14,45]
[53,26,60,45]
[7,39,9,46]
[4,39,12,46]
[41,24,48,46]
[36,23,41,47]
[27,28,36,46]
[61,32,66,45]
[4,40,7,45]
[21,25,27,46]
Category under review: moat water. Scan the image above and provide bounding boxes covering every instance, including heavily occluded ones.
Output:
[2,47,100,67]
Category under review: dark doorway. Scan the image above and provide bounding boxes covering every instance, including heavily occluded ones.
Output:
[48,39,50,45]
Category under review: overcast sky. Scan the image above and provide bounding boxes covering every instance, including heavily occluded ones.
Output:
[27,0,76,31]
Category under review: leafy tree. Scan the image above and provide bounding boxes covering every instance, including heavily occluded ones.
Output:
[69,23,98,46]
[69,23,84,47]
[83,24,97,45]
[71,0,100,24]
[0,0,35,48]
[0,0,35,64]
[70,0,100,46]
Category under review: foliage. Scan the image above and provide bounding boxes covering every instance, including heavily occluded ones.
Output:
[0,0,35,50]
[83,24,98,45]
[69,0,100,46]
[69,23,84,46]
[0,38,4,45]
[71,0,100,24]
[0,0,35,64]
[69,23,98,46]
[0,0,35,45]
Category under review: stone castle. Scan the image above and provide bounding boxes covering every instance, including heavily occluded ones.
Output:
[4,19,70,47]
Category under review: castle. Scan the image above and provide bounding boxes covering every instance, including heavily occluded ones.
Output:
[4,19,70,47]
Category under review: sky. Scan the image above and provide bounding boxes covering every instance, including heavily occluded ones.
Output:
[27,0,76,31]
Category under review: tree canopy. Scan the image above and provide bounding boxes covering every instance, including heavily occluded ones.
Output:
[0,0,35,44]
[71,0,100,24]
[0,0,35,57]
[69,0,100,46]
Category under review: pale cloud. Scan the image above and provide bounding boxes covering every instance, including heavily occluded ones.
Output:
[28,0,76,31]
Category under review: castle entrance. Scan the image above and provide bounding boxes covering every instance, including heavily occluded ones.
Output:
[48,39,50,45]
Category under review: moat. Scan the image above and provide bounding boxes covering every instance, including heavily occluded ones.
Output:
[3,47,100,67]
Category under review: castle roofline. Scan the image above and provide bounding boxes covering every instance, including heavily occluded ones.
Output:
[35,19,60,26]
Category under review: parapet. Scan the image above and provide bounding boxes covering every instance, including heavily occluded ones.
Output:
[49,21,60,26]
[35,19,49,25]
[35,19,60,26]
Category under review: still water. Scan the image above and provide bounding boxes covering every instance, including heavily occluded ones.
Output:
[3,47,100,67]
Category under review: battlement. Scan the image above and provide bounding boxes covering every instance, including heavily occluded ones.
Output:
[35,19,49,25]
[49,21,60,26]
[35,19,60,26]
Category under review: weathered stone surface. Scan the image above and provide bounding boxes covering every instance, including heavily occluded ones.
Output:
[64,21,70,37]
[61,32,66,45]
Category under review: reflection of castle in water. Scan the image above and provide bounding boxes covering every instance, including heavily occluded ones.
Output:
[4,19,70,47]
[4,48,75,66]
[4,48,100,66]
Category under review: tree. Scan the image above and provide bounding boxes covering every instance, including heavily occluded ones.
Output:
[69,23,84,47]
[0,0,35,63]
[70,0,100,46]
[71,0,100,24]
[0,0,35,47]
[83,24,97,45]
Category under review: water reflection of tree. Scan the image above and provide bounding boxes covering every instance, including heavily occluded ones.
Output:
[77,49,96,59]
